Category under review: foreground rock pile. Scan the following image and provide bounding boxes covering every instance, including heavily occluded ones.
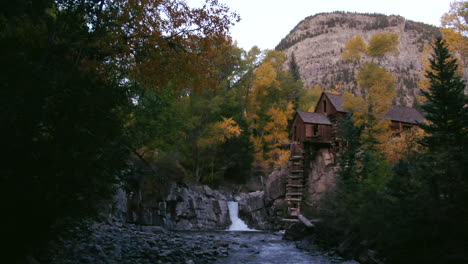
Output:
[46,222,230,264]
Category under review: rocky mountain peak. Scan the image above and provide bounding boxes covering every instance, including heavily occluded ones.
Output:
[276,12,443,107]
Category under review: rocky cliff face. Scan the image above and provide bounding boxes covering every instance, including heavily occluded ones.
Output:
[303,147,339,214]
[261,147,340,221]
[236,191,273,230]
[277,12,446,106]
[166,184,231,230]
[128,182,231,231]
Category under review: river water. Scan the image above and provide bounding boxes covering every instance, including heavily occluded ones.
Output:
[212,231,357,264]
[179,202,357,264]
[177,231,357,264]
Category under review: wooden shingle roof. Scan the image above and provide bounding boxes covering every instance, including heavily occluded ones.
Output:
[382,105,425,124]
[297,110,332,125]
[320,92,425,124]
[324,92,347,112]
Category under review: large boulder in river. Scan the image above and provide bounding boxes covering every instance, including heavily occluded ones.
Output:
[283,221,315,241]
[268,198,289,229]
[236,191,273,230]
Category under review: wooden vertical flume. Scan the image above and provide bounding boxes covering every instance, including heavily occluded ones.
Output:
[285,142,305,219]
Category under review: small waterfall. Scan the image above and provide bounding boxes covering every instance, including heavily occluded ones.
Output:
[227,201,255,231]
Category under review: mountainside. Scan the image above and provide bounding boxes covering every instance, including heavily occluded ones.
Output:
[276,12,445,107]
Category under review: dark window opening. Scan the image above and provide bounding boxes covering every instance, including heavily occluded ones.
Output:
[313,124,318,135]
[323,100,327,112]
[293,126,297,141]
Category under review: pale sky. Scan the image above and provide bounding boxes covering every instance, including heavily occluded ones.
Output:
[186,0,453,50]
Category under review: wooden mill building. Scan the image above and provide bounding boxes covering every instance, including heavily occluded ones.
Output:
[285,92,425,218]
[291,92,425,144]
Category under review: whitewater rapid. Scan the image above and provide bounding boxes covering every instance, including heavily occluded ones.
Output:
[227,201,255,231]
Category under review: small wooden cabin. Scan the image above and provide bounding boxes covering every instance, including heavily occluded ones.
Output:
[291,110,332,143]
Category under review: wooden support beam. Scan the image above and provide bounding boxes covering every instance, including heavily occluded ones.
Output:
[282,218,299,223]
[286,184,304,187]
[289,155,304,160]
[286,192,303,196]
[287,175,303,179]
[290,170,304,173]
[298,214,315,228]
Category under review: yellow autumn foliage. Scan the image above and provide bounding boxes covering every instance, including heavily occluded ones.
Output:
[441,0,468,36]
[297,84,321,112]
[199,117,242,146]
[382,127,427,163]
[440,28,468,70]
[366,33,400,58]
[342,35,367,62]
[343,62,396,148]
[252,62,279,89]
[342,33,400,62]
[263,104,294,169]
[245,50,296,173]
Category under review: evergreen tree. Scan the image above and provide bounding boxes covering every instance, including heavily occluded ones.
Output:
[414,37,468,263]
[420,37,468,202]
[336,114,362,185]
[289,52,301,81]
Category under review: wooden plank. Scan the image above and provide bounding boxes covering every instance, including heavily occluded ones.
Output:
[290,170,304,173]
[282,218,299,223]
[287,186,303,190]
[286,198,302,202]
[298,214,315,228]
[287,190,303,194]
[287,183,303,186]
[286,192,303,196]
[289,155,304,160]
[286,184,304,187]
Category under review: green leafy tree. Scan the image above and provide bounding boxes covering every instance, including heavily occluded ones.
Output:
[0,0,240,260]
[0,0,131,259]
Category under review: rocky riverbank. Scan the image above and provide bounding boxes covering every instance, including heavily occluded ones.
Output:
[44,221,230,264]
[41,220,360,264]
